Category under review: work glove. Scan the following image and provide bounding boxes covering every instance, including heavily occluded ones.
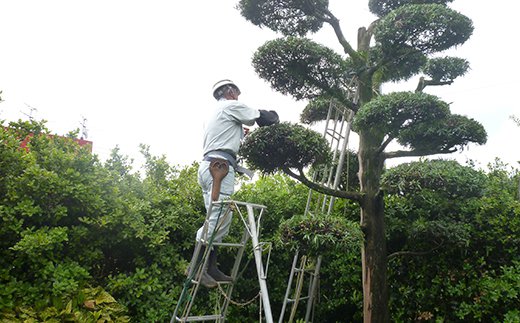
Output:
[256,109,279,127]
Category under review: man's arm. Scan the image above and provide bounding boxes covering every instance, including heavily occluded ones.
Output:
[256,110,279,127]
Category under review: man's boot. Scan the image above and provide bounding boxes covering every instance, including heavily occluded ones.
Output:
[193,246,218,288]
[207,247,233,282]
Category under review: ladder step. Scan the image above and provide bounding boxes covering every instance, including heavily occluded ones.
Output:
[190,279,234,285]
[294,268,317,274]
[174,314,224,322]
[213,241,245,248]
[199,240,245,248]
[286,296,310,303]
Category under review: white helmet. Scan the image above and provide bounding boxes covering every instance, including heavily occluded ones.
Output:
[212,79,240,99]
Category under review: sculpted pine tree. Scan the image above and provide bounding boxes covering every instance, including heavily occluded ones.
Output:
[237,0,487,321]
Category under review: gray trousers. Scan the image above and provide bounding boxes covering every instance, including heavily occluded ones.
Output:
[196,161,235,243]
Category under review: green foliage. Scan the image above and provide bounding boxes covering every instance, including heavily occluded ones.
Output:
[422,56,470,82]
[382,159,486,198]
[397,113,488,152]
[370,45,428,83]
[233,174,363,322]
[237,0,328,36]
[385,159,520,322]
[451,261,520,322]
[108,264,180,322]
[2,117,519,322]
[240,122,331,173]
[353,91,450,137]
[383,160,486,259]
[277,212,363,257]
[374,4,473,54]
[0,121,204,322]
[369,0,453,17]
[300,97,338,124]
[240,2,487,320]
[228,175,308,320]
[309,148,360,192]
[0,286,130,322]
[252,37,352,102]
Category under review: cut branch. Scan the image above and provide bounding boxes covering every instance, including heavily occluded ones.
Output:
[416,77,454,92]
[282,167,364,203]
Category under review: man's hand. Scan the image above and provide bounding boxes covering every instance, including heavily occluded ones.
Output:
[256,110,280,127]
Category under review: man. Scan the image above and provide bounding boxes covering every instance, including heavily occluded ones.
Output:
[196,79,279,288]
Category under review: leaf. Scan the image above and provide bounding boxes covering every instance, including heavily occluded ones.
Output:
[95,291,116,305]
[84,300,96,310]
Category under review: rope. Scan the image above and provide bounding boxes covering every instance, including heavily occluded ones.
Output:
[217,284,261,307]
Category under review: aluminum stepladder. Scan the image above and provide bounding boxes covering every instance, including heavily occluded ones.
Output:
[171,200,274,323]
[279,98,356,323]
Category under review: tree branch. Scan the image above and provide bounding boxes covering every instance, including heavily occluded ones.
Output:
[384,147,456,159]
[387,241,444,261]
[416,77,454,92]
[322,9,362,64]
[377,135,395,155]
[282,167,364,203]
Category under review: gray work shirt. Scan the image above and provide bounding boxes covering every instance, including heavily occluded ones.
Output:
[202,98,260,158]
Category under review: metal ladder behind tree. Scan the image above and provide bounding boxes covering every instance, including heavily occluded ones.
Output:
[171,200,274,323]
[279,98,356,323]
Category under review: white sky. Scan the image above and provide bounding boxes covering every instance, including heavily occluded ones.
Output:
[0,0,519,171]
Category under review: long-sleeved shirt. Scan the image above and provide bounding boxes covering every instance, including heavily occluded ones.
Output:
[202,98,260,158]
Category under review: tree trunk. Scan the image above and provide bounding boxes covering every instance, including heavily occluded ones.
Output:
[358,130,389,323]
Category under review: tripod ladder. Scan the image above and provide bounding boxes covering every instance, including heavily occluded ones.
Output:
[171,200,274,323]
[280,97,355,323]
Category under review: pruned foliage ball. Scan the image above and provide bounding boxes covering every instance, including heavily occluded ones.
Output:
[353,91,450,137]
[277,212,363,257]
[309,148,360,191]
[382,159,486,198]
[300,97,332,124]
[422,56,470,82]
[239,122,331,173]
[397,114,487,153]
[374,4,473,54]
[252,37,351,101]
[237,0,328,36]
[369,0,453,17]
[370,45,427,83]
[300,97,351,124]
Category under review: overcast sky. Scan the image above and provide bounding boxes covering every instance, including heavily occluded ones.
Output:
[1,0,518,171]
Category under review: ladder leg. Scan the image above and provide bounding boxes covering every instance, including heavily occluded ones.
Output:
[246,204,274,323]
[278,250,300,323]
[289,256,307,323]
[218,225,251,322]
[171,242,207,323]
[304,255,322,322]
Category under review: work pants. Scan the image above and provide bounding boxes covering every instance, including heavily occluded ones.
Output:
[196,161,235,243]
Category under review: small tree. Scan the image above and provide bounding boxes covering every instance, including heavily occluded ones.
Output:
[237,0,487,321]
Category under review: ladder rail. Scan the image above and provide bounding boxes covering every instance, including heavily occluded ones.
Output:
[304,255,322,322]
[278,250,300,323]
[219,225,251,321]
[246,204,274,323]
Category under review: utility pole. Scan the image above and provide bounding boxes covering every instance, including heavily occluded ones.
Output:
[21,103,38,121]
[80,116,88,139]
